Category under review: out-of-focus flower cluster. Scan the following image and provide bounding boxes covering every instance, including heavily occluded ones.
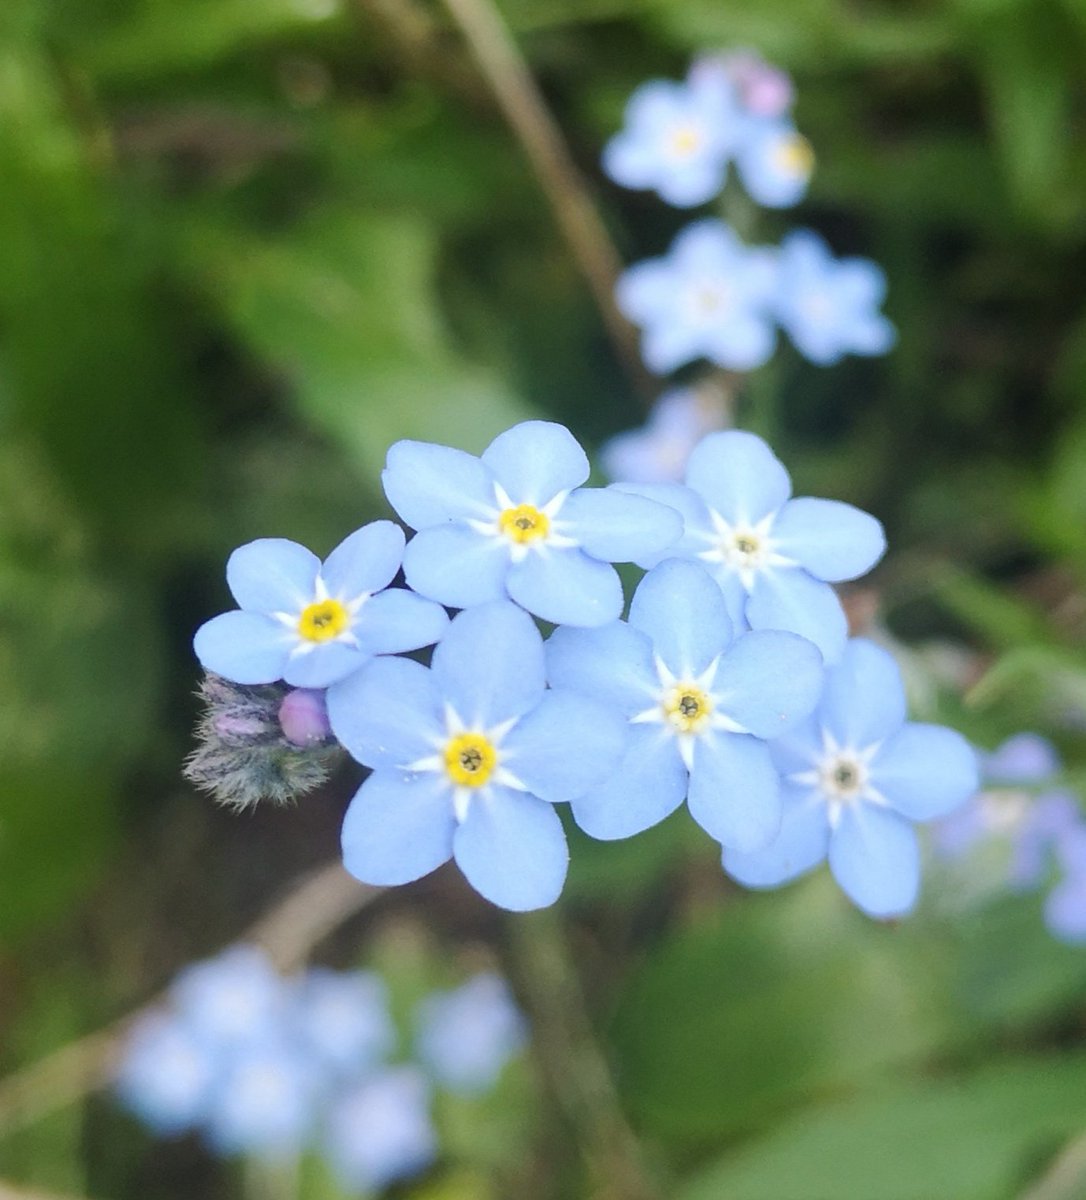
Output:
[114,946,526,1190]
[603,53,895,375]
[934,734,1086,942]
[190,417,982,921]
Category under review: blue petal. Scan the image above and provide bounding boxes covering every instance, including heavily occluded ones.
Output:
[687,732,782,852]
[571,725,687,840]
[723,784,830,886]
[986,733,1060,784]
[453,787,568,911]
[819,638,906,747]
[341,771,455,886]
[226,539,320,613]
[628,558,733,676]
[712,630,823,739]
[745,569,848,663]
[702,315,777,371]
[828,803,920,918]
[768,715,823,777]
[382,441,496,530]
[615,483,714,569]
[641,320,705,374]
[481,421,589,505]
[1044,875,1086,944]
[616,260,677,324]
[194,611,290,684]
[354,589,449,656]
[771,498,885,583]
[284,642,368,688]
[684,431,792,524]
[500,690,628,804]
[506,549,623,627]
[326,656,444,770]
[658,160,727,207]
[602,132,661,191]
[559,488,682,563]
[322,521,405,599]
[402,526,509,609]
[871,723,980,821]
[431,602,545,727]
[545,621,658,715]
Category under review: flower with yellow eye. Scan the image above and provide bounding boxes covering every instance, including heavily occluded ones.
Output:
[546,558,823,852]
[733,118,814,209]
[327,603,627,911]
[193,522,449,688]
[382,421,682,628]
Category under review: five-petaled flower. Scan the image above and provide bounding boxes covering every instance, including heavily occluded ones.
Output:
[193,522,449,688]
[723,638,979,918]
[624,429,885,662]
[382,421,682,627]
[546,558,823,851]
[327,602,627,911]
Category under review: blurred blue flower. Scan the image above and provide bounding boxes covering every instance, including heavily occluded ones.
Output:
[986,732,1062,784]
[693,51,794,118]
[1045,828,1086,943]
[194,522,449,688]
[325,1068,436,1192]
[734,119,814,208]
[724,639,979,918]
[293,968,395,1077]
[600,388,727,485]
[773,230,895,365]
[171,945,286,1051]
[624,429,885,662]
[602,74,741,207]
[415,972,527,1094]
[328,602,628,910]
[383,421,682,627]
[114,1012,216,1136]
[616,221,778,373]
[546,558,823,849]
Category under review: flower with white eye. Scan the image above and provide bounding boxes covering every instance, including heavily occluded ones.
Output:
[193,522,449,688]
[723,639,979,918]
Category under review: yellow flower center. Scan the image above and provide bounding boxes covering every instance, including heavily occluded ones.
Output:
[772,134,814,178]
[670,125,703,157]
[297,598,349,642]
[498,505,550,545]
[663,684,713,733]
[443,732,498,788]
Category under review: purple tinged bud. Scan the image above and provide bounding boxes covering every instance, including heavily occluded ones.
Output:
[213,714,270,740]
[278,689,332,747]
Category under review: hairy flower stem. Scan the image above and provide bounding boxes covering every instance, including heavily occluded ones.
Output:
[439,0,654,406]
[507,909,662,1200]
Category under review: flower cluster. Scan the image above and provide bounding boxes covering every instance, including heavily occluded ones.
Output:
[192,418,979,919]
[934,734,1086,942]
[114,946,525,1190]
[603,53,895,375]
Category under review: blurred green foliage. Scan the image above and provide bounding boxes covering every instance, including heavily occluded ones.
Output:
[2,0,1086,1195]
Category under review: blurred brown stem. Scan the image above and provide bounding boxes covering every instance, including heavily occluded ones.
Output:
[0,863,379,1136]
[438,0,652,404]
[0,1184,95,1200]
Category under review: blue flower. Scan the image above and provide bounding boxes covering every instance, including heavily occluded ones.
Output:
[415,972,526,1094]
[616,221,778,374]
[624,430,885,662]
[325,1068,436,1192]
[773,230,896,365]
[600,387,727,485]
[723,639,979,918]
[292,968,395,1078]
[1045,828,1086,943]
[734,119,814,208]
[327,602,628,910]
[546,559,823,849]
[602,74,741,207]
[193,521,449,688]
[170,946,286,1051]
[114,1012,216,1136]
[382,421,682,627]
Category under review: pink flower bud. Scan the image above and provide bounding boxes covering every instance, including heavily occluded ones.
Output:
[278,689,332,747]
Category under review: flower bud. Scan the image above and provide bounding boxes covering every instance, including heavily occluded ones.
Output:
[278,688,332,747]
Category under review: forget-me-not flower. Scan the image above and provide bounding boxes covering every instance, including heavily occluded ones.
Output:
[616,221,778,374]
[602,74,741,207]
[325,1068,436,1192]
[723,639,979,918]
[600,387,727,485]
[383,421,682,627]
[415,972,527,1094]
[114,1012,216,1136]
[194,522,449,688]
[774,230,895,365]
[734,119,814,208]
[624,430,885,662]
[546,558,823,849]
[170,945,286,1051]
[327,602,628,910]
[293,968,395,1077]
